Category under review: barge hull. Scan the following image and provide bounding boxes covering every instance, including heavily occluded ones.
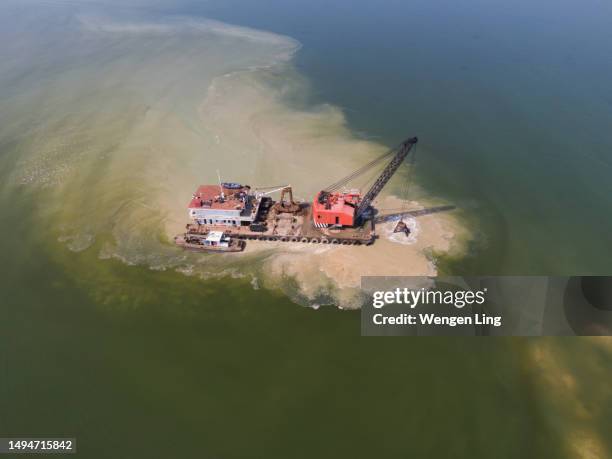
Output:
[184,203,375,245]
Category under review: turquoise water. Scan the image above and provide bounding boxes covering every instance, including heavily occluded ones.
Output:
[1,1,612,457]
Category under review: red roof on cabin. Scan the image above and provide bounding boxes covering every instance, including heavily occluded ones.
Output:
[188,185,247,210]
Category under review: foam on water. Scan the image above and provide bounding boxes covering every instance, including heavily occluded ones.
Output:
[381,216,420,245]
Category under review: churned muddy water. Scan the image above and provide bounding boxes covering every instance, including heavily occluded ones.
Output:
[1,1,611,458]
[1,3,464,305]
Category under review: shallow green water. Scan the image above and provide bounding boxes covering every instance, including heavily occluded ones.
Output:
[0,191,576,458]
[1,1,612,457]
[2,189,611,457]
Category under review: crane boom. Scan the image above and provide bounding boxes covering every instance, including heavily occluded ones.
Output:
[254,185,290,199]
[354,137,417,221]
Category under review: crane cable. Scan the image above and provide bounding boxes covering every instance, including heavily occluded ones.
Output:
[398,142,418,226]
[324,147,396,192]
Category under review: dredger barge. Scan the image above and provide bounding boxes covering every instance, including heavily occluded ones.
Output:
[175,137,418,252]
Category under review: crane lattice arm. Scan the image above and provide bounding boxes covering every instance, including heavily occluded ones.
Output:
[354,137,417,220]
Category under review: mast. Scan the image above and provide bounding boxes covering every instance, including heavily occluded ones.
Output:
[216,169,225,200]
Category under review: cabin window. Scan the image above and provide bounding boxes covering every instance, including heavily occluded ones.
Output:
[335,216,340,225]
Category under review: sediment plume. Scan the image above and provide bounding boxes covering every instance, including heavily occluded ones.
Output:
[3,7,466,307]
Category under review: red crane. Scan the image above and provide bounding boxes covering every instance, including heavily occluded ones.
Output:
[312,137,418,228]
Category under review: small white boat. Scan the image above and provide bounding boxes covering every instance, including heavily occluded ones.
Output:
[174,231,245,253]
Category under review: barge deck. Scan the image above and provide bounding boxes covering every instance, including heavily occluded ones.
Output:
[185,203,375,245]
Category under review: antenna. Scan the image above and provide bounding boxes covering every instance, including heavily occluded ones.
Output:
[216,169,225,199]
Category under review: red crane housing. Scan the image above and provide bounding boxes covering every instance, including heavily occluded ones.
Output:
[312,137,417,228]
[312,190,360,227]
